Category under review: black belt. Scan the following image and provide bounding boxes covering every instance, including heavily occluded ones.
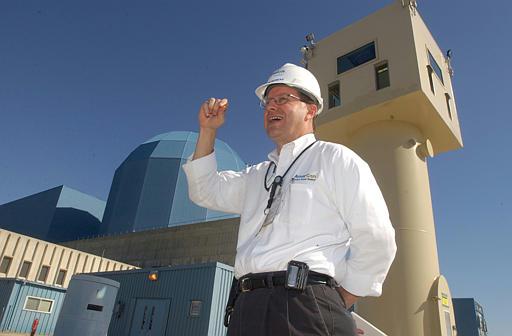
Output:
[238,271,335,293]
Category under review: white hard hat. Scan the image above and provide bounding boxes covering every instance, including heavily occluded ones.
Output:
[255,63,324,115]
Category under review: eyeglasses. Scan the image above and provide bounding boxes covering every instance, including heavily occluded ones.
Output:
[259,94,303,109]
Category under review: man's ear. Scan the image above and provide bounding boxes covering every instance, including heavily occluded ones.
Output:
[305,104,318,121]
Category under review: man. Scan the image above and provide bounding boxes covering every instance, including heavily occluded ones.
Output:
[183,63,396,335]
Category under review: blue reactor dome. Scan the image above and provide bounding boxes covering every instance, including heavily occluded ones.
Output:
[100,131,246,235]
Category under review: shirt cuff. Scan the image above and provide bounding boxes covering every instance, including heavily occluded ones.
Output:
[182,151,218,179]
[336,268,383,297]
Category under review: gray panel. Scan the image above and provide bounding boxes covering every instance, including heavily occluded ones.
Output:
[0,279,15,329]
[103,159,150,235]
[206,209,238,222]
[57,186,105,221]
[150,140,186,159]
[181,134,198,159]
[129,298,171,335]
[48,208,101,241]
[101,167,125,234]
[169,159,207,226]
[143,131,192,144]
[134,158,181,231]
[215,147,239,172]
[125,142,159,162]
[208,266,235,336]
[0,187,61,241]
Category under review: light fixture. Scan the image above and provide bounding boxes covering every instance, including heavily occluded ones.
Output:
[148,270,158,281]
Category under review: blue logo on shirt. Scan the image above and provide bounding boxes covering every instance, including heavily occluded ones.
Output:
[291,173,317,182]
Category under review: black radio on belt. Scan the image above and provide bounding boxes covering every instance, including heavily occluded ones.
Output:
[285,260,309,291]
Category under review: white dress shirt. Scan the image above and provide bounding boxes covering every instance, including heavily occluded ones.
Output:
[182,133,396,297]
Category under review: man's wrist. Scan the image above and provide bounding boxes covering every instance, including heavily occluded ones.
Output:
[193,128,217,160]
[336,286,360,308]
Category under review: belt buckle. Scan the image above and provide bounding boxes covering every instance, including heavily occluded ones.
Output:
[240,278,251,292]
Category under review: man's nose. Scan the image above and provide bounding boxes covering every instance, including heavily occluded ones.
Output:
[266,101,278,112]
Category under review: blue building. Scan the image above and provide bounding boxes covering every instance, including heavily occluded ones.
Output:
[93,262,233,336]
[100,131,245,235]
[0,278,66,335]
[0,185,105,242]
[453,298,488,336]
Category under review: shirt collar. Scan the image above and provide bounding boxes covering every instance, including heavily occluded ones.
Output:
[267,133,316,163]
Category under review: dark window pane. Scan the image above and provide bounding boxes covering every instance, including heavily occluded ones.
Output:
[0,257,12,274]
[376,62,390,90]
[428,50,444,84]
[56,269,66,286]
[19,261,32,278]
[38,265,50,282]
[328,82,341,108]
[337,42,376,74]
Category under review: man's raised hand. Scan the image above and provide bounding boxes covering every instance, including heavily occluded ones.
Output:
[199,97,228,130]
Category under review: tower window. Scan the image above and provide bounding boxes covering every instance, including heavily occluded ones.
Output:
[328,81,341,108]
[337,42,376,74]
[428,50,444,84]
[445,93,452,119]
[375,62,390,90]
[427,65,435,94]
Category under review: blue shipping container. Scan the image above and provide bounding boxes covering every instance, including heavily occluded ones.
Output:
[93,262,234,336]
[0,278,66,335]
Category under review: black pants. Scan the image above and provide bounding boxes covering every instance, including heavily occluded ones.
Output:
[227,283,357,336]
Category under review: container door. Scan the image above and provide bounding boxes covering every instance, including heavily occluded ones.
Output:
[129,298,171,336]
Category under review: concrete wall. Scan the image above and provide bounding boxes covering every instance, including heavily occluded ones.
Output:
[63,217,239,268]
[0,229,136,288]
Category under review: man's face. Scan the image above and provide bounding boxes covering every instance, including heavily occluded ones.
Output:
[263,85,316,148]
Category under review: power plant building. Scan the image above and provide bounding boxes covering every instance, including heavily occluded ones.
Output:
[0,185,105,242]
[0,2,479,336]
[100,131,245,235]
[452,298,488,336]
[0,229,136,334]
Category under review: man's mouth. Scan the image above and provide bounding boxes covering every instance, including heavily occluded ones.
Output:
[268,115,284,122]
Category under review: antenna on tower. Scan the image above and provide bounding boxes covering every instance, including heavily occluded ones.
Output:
[300,33,316,69]
[401,0,418,14]
[446,49,454,77]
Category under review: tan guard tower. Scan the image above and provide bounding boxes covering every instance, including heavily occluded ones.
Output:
[307,1,462,335]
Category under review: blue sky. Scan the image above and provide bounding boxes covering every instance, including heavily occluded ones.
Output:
[1,1,510,334]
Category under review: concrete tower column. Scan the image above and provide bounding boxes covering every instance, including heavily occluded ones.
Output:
[349,120,441,336]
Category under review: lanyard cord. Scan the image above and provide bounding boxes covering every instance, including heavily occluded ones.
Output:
[264,140,317,214]
[264,162,276,192]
